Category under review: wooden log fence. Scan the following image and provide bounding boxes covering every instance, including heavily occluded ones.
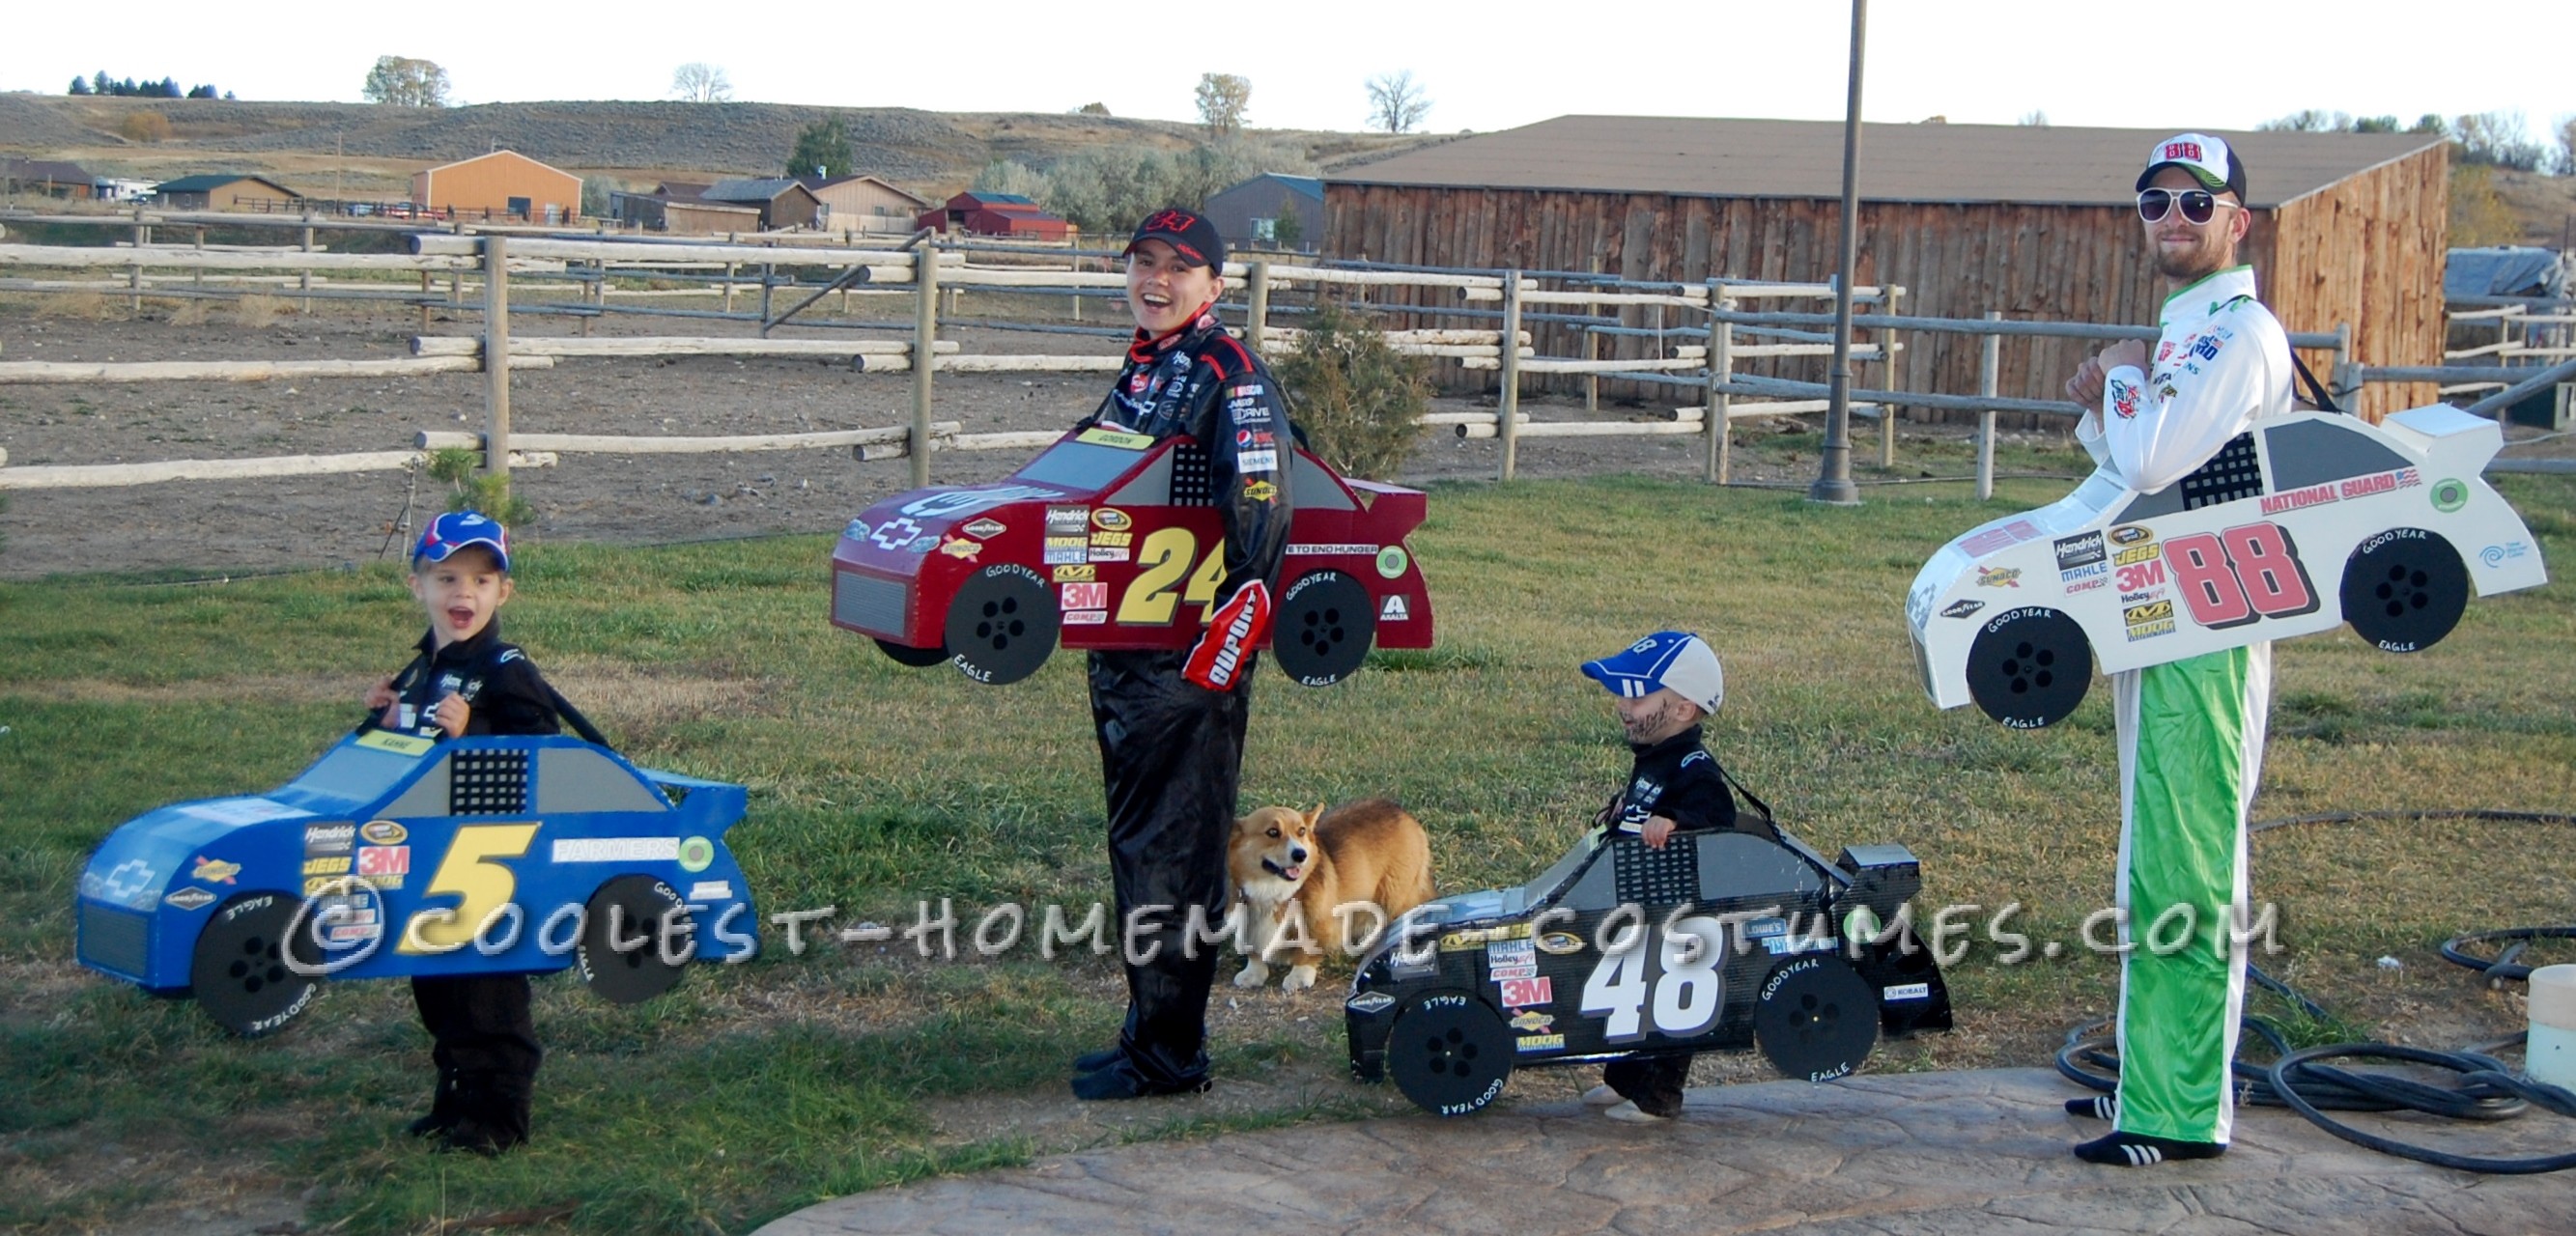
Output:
[8,229,2487,499]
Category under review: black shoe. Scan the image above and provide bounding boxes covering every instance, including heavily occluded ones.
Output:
[432,1114,526,1157]
[1073,1047,1124,1074]
[2073,1130,2222,1166]
[407,1071,463,1138]
[1070,1061,1211,1101]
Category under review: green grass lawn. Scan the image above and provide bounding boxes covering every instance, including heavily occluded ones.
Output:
[4,454,2572,1233]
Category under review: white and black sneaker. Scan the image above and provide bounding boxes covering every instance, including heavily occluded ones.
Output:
[2073,1130,2222,1166]
[2064,1095,2119,1121]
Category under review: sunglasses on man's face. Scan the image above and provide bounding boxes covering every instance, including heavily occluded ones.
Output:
[2137,188,2237,225]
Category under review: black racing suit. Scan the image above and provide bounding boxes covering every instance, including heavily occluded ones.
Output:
[1597,724,1767,1115]
[1083,308,1293,1089]
[365,618,561,1143]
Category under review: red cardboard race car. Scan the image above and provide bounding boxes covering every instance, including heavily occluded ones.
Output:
[831,427,1434,686]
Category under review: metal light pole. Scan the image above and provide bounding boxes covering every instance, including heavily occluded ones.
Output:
[1808,0,1868,506]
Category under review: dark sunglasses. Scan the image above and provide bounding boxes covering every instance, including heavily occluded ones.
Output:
[2137,188,2237,225]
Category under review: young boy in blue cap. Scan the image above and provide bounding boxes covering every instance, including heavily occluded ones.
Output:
[361,511,564,1153]
[1573,631,1768,1121]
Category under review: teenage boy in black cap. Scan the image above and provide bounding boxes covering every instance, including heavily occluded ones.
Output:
[1069,208,1294,1100]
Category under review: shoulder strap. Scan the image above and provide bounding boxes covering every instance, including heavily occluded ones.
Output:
[1712,760,1776,828]
[2291,353,2341,414]
[541,681,613,749]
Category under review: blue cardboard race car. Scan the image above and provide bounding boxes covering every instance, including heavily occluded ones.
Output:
[74,729,758,1035]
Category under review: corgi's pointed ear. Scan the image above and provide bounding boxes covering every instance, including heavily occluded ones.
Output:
[1304,803,1324,829]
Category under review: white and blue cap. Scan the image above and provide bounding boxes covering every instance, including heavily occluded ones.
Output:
[1581,632,1723,715]
[413,510,511,573]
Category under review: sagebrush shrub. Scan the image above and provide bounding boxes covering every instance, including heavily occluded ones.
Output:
[1270,300,1429,481]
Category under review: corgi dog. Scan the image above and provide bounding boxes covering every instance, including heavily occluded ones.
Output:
[1227,799,1433,993]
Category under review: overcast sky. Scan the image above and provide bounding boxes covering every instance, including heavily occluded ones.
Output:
[6,2,2569,144]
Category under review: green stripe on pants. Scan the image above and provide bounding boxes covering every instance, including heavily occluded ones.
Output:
[2119,646,2249,1143]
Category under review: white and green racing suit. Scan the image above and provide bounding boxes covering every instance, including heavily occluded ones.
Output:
[2076,265,2291,1144]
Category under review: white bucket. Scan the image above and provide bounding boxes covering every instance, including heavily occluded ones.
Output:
[2530,964,2576,1089]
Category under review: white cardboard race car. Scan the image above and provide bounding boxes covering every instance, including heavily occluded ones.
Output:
[1910,405,2548,728]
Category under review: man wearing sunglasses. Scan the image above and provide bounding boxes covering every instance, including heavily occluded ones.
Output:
[2059,131,2292,1169]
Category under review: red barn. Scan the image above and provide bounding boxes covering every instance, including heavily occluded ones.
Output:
[916,191,1074,240]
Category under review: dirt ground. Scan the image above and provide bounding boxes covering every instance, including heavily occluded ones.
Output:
[0,301,1892,580]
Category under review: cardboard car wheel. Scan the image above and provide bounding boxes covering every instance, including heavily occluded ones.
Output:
[1386,991,1514,1116]
[190,891,320,1036]
[872,636,951,668]
[1272,570,1374,687]
[1755,954,1880,1082]
[944,565,1059,685]
[1965,607,2093,728]
[578,875,690,1005]
[2340,529,2468,654]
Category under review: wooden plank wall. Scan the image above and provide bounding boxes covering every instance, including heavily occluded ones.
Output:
[1323,145,2447,418]
[2257,146,2448,418]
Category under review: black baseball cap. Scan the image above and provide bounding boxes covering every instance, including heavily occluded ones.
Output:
[2136,131,2249,201]
[1124,208,1225,269]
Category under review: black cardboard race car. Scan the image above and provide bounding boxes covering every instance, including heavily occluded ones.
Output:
[1345,823,1951,1116]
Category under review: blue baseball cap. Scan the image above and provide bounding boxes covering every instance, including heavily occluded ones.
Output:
[1582,632,1724,714]
[414,511,511,573]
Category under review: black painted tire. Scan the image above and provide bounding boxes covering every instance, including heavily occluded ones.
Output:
[944,564,1059,686]
[1385,991,1514,1116]
[1271,570,1375,688]
[1964,606,2093,729]
[1755,954,1879,1082]
[577,875,691,1006]
[2341,528,2468,655]
[191,891,321,1037]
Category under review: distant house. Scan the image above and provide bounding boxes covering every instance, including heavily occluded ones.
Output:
[410,150,581,223]
[699,178,823,231]
[152,173,299,211]
[798,174,932,237]
[609,183,762,235]
[915,191,1074,240]
[1204,173,1323,253]
[1,158,98,200]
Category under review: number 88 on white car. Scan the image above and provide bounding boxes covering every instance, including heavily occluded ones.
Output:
[1908,405,2548,728]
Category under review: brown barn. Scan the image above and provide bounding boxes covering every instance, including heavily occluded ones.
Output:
[800,175,931,237]
[700,179,824,231]
[2,158,98,200]
[410,150,582,223]
[1325,117,2448,416]
[151,173,299,211]
[609,183,763,235]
